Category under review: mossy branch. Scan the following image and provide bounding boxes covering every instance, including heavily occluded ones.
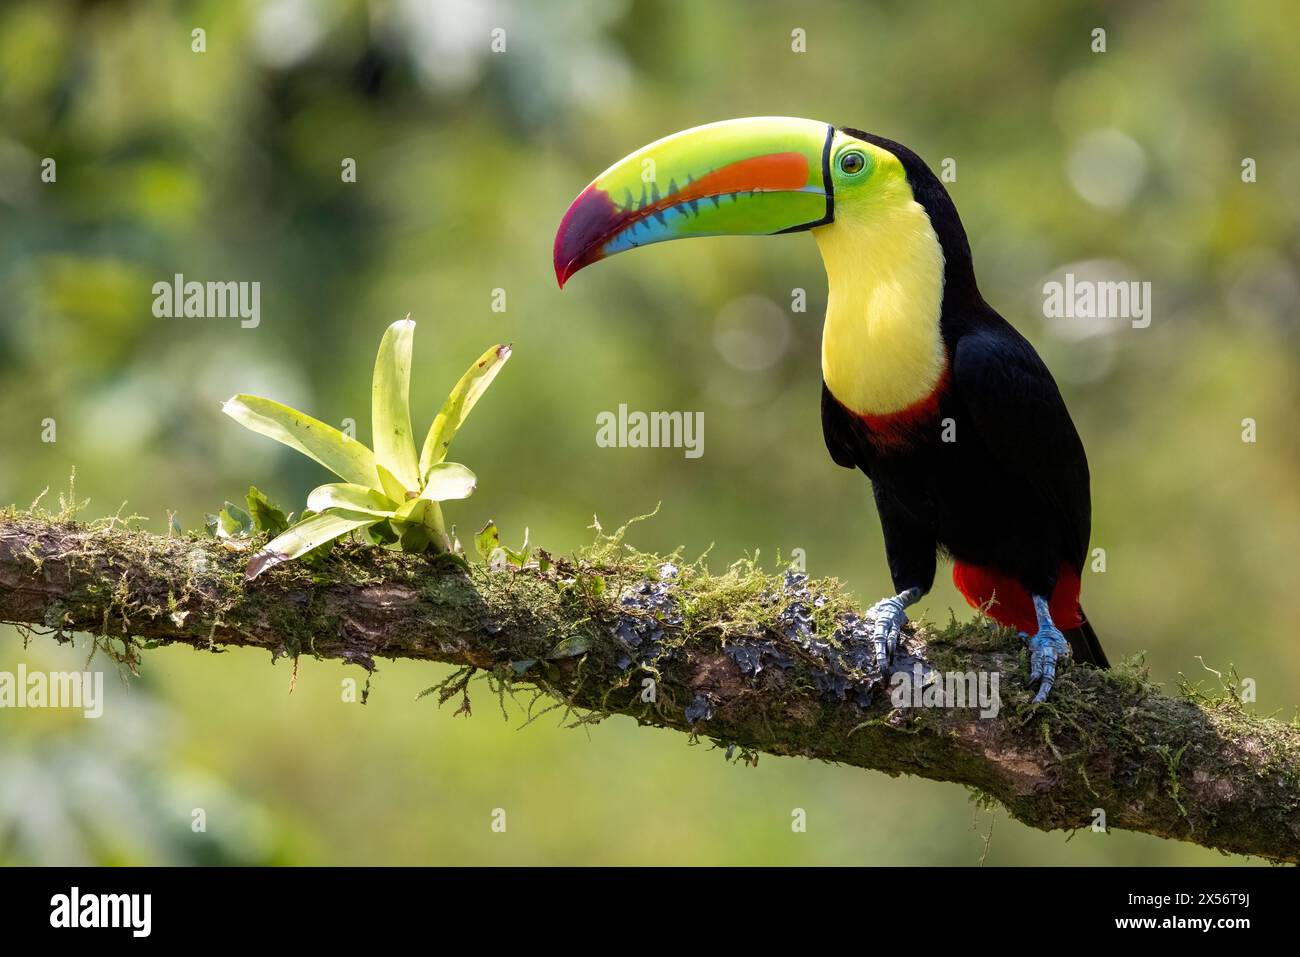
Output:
[1,512,1297,862]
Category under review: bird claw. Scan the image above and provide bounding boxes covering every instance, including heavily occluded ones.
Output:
[866,594,910,674]
[1026,627,1071,702]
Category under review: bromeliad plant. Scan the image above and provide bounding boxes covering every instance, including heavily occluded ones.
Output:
[222,316,510,580]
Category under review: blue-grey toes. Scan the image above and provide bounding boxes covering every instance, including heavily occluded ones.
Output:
[866,594,911,674]
[1026,626,1071,702]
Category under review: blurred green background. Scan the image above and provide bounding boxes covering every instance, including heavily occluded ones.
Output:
[2,0,1297,865]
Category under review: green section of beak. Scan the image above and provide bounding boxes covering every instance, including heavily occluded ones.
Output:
[555,116,834,286]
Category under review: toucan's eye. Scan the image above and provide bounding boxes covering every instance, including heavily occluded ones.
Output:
[839,151,867,175]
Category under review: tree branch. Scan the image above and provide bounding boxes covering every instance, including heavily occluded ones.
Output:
[1,512,1297,861]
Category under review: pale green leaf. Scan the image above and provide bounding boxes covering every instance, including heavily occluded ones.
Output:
[547,635,591,659]
[419,462,477,502]
[222,395,378,489]
[475,520,501,560]
[245,486,289,535]
[306,483,399,518]
[419,343,511,479]
[374,462,409,502]
[503,527,530,567]
[207,501,251,539]
[392,498,451,554]
[371,317,420,491]
[245,509,376,580]
[392,497,429,524]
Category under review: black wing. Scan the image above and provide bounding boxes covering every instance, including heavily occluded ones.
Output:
[821,380,861,470]
[952,325,1091,570]
[821,381,937,595]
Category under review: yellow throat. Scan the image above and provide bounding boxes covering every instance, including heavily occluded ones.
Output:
[812,166,947,417]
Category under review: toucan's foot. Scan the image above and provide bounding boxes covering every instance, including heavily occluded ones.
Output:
[1026,595,1071,702]
[865,587,921,674]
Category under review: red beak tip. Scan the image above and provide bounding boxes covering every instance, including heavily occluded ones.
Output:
[555,257,581,289]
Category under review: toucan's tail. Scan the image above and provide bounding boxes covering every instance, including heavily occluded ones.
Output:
[1064,610,1109,669]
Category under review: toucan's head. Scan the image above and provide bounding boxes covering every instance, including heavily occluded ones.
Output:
[553,116,945,289]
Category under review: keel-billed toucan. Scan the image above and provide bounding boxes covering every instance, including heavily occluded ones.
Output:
[554,117,1108,701]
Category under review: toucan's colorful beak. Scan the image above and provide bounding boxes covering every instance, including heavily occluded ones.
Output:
[554,116,834,288]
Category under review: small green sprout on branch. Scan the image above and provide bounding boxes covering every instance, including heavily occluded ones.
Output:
[221,316,510,580]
